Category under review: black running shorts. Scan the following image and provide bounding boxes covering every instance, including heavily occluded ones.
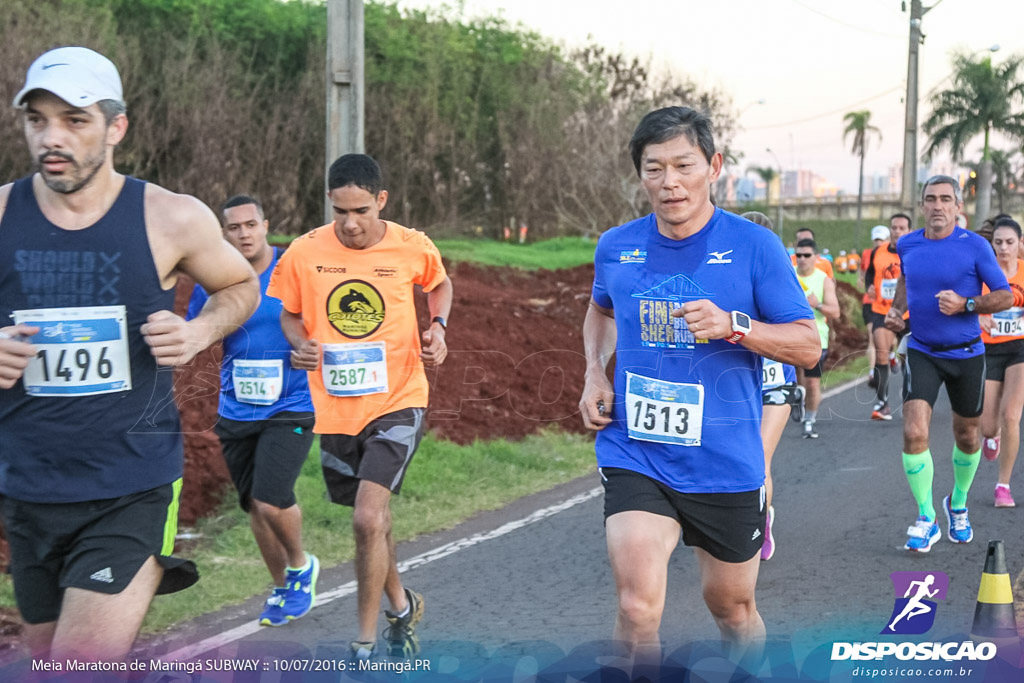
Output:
[600,467,766,563]
[904,348,986,417]
[984,339,1024,382]
[862,303,873,327]
[319,408,425,506]
[762,382,800,406]
[0,482,198,624]
[214,411,316,512]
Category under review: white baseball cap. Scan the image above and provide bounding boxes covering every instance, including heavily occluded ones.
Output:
[870,225,890,241]
[12,47,123,109]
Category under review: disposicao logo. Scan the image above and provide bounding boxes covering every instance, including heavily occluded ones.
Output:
[883,571,948,635]
[830,571,997,663]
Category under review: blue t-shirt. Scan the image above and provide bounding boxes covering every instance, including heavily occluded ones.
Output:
[898,228,1009,359]
[592,209,814,493]
[187,247,313,420]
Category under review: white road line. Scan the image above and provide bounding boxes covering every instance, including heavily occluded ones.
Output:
[159,486,603,662]
[822,375,866,399]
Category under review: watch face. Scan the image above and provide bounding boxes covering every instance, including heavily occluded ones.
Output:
[735,312,751,329]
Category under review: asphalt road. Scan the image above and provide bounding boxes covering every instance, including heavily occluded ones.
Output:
[15,376,1024,681]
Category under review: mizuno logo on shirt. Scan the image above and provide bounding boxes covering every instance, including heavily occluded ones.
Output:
[707,250,734,264]
[90,567,114,584]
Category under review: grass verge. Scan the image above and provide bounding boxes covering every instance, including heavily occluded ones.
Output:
[129,428,594,633]
[432,236,597,270]
[823,353,872,390]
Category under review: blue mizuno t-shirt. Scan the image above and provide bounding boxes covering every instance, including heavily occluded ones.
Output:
[592,208,814,493]
[898,227,1009,359]
[187,247,313,420]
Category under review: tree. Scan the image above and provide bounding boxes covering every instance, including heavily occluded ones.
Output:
[842,110,881,234]
[963,149,1020,215]
[747,166,777,207]
[923,52,1024,225]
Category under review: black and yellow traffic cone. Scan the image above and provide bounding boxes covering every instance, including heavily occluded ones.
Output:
[970,540,1021,662]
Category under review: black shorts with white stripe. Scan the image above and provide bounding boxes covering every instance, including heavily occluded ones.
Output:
[320,407,426,506]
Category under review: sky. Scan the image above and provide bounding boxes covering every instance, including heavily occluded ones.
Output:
[396,0,1024,194]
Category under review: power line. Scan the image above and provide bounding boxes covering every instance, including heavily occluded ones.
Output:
[789,0,904,40]
[745,85,903,130]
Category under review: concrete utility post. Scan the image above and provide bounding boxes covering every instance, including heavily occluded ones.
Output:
[900,0,929,220]
[325,0,365,222]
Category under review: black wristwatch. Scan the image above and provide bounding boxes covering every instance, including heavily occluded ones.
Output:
[431,316,447,329]
[965,298,976,313]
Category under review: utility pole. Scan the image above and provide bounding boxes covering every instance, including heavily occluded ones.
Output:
[325,0,365,222]
[900,0,930,221]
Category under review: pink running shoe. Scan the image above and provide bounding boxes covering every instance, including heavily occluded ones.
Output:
[994,485,1016,508]
[761,506,776,560]
[983,437,1000,462]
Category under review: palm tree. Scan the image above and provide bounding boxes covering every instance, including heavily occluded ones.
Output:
[923,52,1024,225]
[842,110,882,234]
[963,149,1020,215]
[747,166,777,207]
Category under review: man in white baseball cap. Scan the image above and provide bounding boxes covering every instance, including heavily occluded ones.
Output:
[0,46,260,661]
[12,46,124,109]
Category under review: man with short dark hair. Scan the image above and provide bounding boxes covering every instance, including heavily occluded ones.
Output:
[187,195,319,627]
[267,154,453,660]
[793,238,840,439]
[886,175,1012,552]
[791,227,834,278]
[0,46,259,660]
[579,105,820,667]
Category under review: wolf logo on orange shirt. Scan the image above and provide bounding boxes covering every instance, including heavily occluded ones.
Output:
[327,280,385,338]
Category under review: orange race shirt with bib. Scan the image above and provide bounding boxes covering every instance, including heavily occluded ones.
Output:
[267,222,446,435]
[870,243,903,316]
[981,260,1024,345]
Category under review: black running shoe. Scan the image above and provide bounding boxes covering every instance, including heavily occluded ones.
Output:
[383,588,424,658]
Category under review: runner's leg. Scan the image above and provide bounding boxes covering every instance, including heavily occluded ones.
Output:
[997,364,1024,486]
[51,556,162,661]
[695,547,765,664]
[353,480,397,643]
[606,510,680,655]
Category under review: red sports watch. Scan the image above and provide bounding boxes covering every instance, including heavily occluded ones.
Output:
[726,311,752,344]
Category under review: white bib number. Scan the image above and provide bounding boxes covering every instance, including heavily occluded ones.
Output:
[992,308,1024,338]
[881,278,898,301]
[762,359,785,390]
[625,372,703,446]
[321,341,388,397]
[232,359,283,405]
[14,306,132,397]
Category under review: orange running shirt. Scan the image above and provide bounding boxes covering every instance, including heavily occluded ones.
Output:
[267,222,447,434]
[860,247,873,304]
[790,253,835,278]
[870,243,902,315]
[982,260,1024,345]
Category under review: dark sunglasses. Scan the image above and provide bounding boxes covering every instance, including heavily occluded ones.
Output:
[795,253,815,258]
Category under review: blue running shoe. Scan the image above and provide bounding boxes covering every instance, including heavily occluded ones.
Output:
[259,587,289,627]
[904,516,941,552]
[282,553,320,621]
[943,496,973,543]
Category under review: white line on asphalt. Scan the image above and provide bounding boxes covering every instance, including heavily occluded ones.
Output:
[160,486,604,662]
[822,375,866,400]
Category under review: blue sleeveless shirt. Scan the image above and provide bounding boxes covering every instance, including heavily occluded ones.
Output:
[0,176,182,502]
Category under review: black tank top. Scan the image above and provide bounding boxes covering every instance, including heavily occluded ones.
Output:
[0,176,182,502]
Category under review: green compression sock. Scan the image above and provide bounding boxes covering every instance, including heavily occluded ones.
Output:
[902,450,935,521]
[951,445,981,509]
